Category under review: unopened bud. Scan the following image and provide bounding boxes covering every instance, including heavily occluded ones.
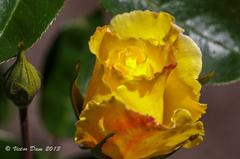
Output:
[4,47,41,107]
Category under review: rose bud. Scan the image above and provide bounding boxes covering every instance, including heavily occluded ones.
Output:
[4,49,41,107]
[75,10,207,159]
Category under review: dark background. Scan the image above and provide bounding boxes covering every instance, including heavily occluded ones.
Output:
[1,0,240,159]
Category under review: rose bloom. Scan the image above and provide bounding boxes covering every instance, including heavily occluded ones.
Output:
[75,10,207,159]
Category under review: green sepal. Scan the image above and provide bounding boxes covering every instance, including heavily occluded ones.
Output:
[151,146,181,159]
[91,132,115,159]
[198,71,215,85]
[70,62,84,119]
[78,133,115,159]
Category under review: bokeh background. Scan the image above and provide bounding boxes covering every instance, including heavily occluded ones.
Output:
[0,0,240,159]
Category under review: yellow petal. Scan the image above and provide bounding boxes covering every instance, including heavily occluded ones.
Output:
[169,109,204,149]
[83,61,111,107]
[110,109,204,159]
[75,98,156,152]
[110,10,174,45]
[75,98,204,159]
[163,34,206,124]
[173,34,202,95]
[89,26,109,56]
[98,32,176,90]
[114,65,175,123]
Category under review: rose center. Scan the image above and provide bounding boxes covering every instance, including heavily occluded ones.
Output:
[125,56,137,69]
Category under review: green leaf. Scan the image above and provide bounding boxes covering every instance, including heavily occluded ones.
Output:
[100,0,164,14]
[0,0,65,63]
[40,11,103,138]
[100,0,240,84]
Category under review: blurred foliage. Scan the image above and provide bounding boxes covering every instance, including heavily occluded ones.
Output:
[0,137,21,158]
[0,0,64,63]
[100,0,240,84]
[40,11,103,138]
[0,74,10,124]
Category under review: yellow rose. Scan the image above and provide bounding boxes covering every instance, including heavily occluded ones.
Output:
[75,10,207,159]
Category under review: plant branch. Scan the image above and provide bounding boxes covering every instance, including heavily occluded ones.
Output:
[19,107,32,159]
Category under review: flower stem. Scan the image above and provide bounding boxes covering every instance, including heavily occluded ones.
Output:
[19,107,32,159]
